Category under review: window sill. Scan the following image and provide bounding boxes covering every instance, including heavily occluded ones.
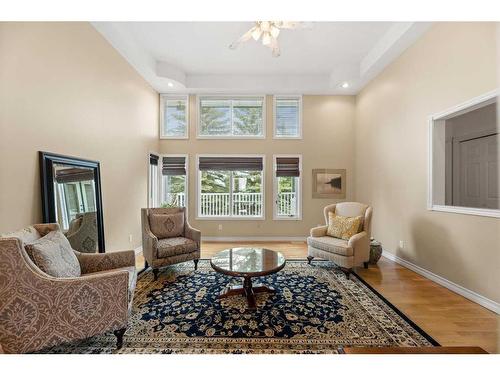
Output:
[273,136,302,140]
[160,135,189,140]
[273,216,302,221]
[428,205,500,218]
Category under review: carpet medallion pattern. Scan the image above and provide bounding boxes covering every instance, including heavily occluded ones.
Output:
[40,260,438,353]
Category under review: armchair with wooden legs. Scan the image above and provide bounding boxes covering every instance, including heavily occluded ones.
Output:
[306,202,372,278]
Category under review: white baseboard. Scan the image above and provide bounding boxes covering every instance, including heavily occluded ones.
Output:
[134,246,143,256]
[382,250,500,314]
[202,236,307,242]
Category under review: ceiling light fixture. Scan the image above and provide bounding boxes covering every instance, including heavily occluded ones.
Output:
[167,82,174,87]
[229,21,311,57]
[341,82,349,88]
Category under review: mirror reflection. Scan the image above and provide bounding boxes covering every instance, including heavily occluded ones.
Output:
[53,164,98,252]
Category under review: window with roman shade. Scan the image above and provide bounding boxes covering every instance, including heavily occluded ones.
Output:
[274,96,302,138]
[162,156,187,176]
[197,155,265,218]
[198,156,263,171]
[275,157,300,177]
[198,96,265,138]
[273,155,302,219]
[161,156,188,208]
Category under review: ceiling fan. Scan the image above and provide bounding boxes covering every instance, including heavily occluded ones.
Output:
[229,21,311,57]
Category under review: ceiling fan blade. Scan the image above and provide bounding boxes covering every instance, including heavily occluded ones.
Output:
[229,27,255,49]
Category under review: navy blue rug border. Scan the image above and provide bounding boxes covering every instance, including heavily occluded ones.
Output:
[350,270,440,347]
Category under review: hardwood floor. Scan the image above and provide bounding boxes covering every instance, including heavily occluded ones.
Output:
[136,240,499,353]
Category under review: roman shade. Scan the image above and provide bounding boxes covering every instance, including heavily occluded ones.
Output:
[162,156,186,176]
[275,157,300,177]
[198,156,263,171]
[149,154,159,166]
[55,168,94,183]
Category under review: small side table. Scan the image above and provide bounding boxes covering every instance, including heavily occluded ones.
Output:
[369,239,383,264]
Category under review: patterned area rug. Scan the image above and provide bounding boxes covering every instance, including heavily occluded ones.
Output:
[40,260,438,354]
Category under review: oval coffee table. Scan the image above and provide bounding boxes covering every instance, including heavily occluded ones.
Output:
[210,247,286,310]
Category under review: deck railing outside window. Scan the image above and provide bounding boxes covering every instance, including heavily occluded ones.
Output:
[163,192,297,217]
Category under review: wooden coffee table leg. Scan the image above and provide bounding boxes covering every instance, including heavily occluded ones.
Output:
[218,278,276,310]
[243,277,257,310]
[252,284,276,294]
[218,285,245,298]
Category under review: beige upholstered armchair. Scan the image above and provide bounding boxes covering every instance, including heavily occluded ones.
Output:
[141,207,201,280]
[0,223,136,353]
[307,202,372,278]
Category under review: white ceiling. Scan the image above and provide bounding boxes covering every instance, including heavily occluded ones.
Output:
[92,21,431,94]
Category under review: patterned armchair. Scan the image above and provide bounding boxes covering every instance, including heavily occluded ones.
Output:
[141,207,200,280]
[0,223,136,353]
[307,202,372,278]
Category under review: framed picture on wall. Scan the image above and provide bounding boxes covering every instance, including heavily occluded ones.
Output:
[312,169,346,199]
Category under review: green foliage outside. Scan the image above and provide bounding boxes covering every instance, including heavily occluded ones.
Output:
[165,101,186,136]
[200,102,262,136]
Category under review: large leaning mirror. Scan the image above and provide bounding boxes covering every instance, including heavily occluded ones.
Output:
[39,152,105,252]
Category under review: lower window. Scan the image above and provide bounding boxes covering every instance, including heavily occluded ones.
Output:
[274,155,301,219]
[198,156,264,219]
[161,156,187,208]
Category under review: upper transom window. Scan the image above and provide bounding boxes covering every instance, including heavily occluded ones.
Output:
[274,95,302,138]
[160,95,189,139]
[198,96,265,138]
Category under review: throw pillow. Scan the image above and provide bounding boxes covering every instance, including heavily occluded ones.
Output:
[149,211,184,239]
[25,230,81,278]
[326,212,363,240]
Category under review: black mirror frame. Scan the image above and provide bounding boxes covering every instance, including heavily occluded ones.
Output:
[39,151,105,253]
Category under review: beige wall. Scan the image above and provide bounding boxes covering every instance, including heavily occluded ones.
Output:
[355,22,500,302]
[159,95,356,237]
[0,22,159,251]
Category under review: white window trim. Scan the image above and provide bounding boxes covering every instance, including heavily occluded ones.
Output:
[148,151,160,208]
[273,154,302,220]
[427,89,499,218]
[160,94,189,139]
[160,154,189,212]
[196,154,266,220]
[196,94,266,139]
[273,95,303,139]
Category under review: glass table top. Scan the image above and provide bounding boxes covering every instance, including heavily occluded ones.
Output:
[210,247,286,276]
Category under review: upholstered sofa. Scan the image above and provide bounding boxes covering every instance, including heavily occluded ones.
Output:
[307,202,372,278]
[0,223,136,353]
[141,207,200,280]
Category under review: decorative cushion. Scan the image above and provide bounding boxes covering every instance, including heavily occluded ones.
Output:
[157,237,198,258]
[25,231,81,278]
[307,236,353,256]
[326,212,362,240]
[149,212,184,239]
